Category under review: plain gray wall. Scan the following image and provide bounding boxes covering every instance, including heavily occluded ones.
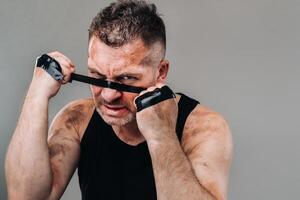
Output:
[1,0,299,199]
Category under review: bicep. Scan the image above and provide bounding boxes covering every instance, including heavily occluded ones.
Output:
[46,124,81,199]
[182,109,233,200]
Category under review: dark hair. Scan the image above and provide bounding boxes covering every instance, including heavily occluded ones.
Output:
[88,0,166,50]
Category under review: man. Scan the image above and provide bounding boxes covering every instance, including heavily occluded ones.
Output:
[5,0,233,199]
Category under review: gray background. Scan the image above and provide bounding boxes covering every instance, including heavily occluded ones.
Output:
[1,0,299,199]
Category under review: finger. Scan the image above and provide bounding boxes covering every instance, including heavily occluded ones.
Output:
[48,51,75,68]
[155,82,165,89]
[61,67,75,84]
[138,84,165,96]
[61,55,74,67]
[47,52,75,83]
[134,85,173,112]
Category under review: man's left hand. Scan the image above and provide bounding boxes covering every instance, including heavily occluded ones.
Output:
[135,84,178,142]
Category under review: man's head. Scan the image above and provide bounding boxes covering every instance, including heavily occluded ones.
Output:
[88,0,166,56]
[87,0,169,126]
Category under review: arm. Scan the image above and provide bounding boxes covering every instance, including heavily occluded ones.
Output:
[5,84,54,199]
[181,107,233,199]
[147,106,233,200]
[135,86,233,200]
[47,98,94,199]
[46,100,89,200]
[147,134,215,200]
[5,52,79,200]
[5,97,82,200]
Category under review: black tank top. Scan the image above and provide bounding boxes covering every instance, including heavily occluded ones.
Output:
[78,93,199,200]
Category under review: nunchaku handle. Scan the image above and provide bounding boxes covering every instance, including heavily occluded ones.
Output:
[70,73,146,94]
[36,54,175,111]
[35,54,64,81]
[135,86,176,112]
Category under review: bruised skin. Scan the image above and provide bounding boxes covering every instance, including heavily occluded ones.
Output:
[64,104,87,132]
[48,95,232,200]
[45,36,232,199]
[181,105,233,200]
[48,99,95,150]
[46,99,95,196]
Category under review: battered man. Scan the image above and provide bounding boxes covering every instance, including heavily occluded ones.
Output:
[5,1,233,199]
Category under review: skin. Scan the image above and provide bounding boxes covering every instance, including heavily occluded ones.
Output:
[5,36,233,200]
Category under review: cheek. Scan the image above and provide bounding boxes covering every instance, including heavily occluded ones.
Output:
[123,93,138,109]
[143,70,158,86]
[90,86,102,97]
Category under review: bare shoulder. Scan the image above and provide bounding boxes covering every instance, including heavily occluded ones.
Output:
[49,98,95,141]
[181,104,233,200]
[181,104,233,151]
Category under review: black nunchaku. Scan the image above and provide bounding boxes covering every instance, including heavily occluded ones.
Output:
[69,73,145,94]
[36,54,175,111]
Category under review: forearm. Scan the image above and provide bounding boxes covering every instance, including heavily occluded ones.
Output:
[5,85,53,199]
[147,134,215,200]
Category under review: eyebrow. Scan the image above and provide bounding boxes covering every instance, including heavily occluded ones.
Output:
[88,67,142,79]
[88,68,106,77]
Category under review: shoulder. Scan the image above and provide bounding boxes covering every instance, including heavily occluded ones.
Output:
[49,98,95,141]
[181,104,232,151]
[181,104,233,199]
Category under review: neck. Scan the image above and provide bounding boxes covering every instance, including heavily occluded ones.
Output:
[112,120,145,146]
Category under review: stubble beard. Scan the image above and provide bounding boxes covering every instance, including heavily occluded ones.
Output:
[96,107,136,126]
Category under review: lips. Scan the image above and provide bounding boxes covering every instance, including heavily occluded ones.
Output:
[104,103,125,109]
[102,104,128,116]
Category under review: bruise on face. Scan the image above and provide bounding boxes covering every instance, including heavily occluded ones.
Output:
[139,52,156,67]
[89,37,164,73]
[139,42,165,67]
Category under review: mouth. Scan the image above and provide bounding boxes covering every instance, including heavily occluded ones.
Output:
[102,104,129,116]
[105,104,125,110]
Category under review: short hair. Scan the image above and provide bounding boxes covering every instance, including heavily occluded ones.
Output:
[88,0,166,51]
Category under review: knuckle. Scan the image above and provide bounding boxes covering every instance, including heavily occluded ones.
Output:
[48,51,58,56]
[59,60,71,69]
[66,69,73,75]
[157,83,165,88]
[53,51,61,55]
[148,86,157,91]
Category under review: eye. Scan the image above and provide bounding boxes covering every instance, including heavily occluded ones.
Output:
[117,76,138,82]
[122,76,136,80]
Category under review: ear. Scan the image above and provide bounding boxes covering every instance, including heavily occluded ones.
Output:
[156,60,169,83]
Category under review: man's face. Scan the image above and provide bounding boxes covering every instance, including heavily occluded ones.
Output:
[87,36,166,126]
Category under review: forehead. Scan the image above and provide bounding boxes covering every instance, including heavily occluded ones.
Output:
[88,36,150,67]
[88,36,163,70]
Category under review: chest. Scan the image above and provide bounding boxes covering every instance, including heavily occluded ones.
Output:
[78,124,157,200]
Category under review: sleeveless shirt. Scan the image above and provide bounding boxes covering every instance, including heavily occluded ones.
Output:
[78,93,199,200]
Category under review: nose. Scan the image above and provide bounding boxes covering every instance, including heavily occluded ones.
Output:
[101,87,122,103]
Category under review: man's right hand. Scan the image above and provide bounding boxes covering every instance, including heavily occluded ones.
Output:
[5,51,82,200]
[32,51,75,99]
